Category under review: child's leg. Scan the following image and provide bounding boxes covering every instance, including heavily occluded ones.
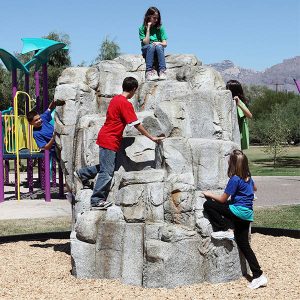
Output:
[77,164,100,185]
[141,45,156,72]
[155,45,166,73]
[233,220,263,279]
[203,198,234,231]
[91,147,116,206]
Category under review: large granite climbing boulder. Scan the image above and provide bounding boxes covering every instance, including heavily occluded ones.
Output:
[55,54,245,288]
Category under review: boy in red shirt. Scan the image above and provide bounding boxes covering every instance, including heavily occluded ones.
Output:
[74,77,164,209]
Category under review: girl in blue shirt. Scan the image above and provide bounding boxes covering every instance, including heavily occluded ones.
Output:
[203,149,267,289]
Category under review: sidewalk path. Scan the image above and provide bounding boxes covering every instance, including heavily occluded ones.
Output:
[0,176,299,220]
[253,176,300,207]
[0,199,71,220]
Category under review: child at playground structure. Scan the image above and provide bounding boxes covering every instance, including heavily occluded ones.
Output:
[74,77,165,210]
[226,80,253,150]
[202,149,268,289]
[139,7,168,81]
[26,99,65,156]
[26,99,73,201]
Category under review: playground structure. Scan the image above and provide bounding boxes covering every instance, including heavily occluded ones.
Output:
[0,38,68,202]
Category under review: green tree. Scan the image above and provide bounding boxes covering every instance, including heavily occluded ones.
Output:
[259,104,290,167]
[283,97,300,144]
[249,89,295,119]
[42,32,71,102]
[95,36,121,63]
[0,64,12,111]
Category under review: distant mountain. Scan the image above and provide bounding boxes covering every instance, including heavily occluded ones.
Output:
[208,56,300,93]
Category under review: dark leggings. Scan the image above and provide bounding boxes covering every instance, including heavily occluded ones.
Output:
[203,198,263,279]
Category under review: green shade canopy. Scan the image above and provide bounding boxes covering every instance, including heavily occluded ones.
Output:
[24,57,41,71]
[21,38,68,54]
[0,48,29,74]
[33,43,67,65]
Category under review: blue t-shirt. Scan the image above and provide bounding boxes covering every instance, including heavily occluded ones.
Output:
[225,175,255,221]
[33,109,55,154]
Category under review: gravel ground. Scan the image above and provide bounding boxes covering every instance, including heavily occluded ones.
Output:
[0,234,299,300]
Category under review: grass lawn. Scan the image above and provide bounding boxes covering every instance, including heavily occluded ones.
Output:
[0,206,299,237]
[253,205,300,230]
[244,146,300,176]
[0,216,71,236]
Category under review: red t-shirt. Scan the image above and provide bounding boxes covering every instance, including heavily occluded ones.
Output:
[96,94,139,151]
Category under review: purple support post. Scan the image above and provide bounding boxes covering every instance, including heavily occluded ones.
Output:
[12,69,17,106]
[0,112,4,202]
[25,73,33,194]
[25,74,30,113]
[52,157,56,188]
[35,69,43,190]
[42,64,48,110]
[41,158,45,189]
[44,150,51,202]
[5,160,9,184]
[58,163,64,199]
[12,69,18,198]
[28,158,34,193]
[35,70,40,113]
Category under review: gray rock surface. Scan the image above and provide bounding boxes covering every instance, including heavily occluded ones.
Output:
[54,54,245,288]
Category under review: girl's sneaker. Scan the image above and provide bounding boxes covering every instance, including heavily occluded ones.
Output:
[211,230,234,240]
[159,70,167,80]
[146,70,159,81]
[248,274,268,289]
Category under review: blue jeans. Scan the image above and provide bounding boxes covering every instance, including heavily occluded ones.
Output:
[141,44,166,73]
[78,147,116,206]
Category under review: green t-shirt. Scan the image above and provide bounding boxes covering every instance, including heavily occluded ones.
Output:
[139,25,168,46]
[237,102,250,150]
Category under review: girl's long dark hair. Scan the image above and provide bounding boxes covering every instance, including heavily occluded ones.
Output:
[227,149,251,180]
[143,7,162,28]
[226,79,249,106]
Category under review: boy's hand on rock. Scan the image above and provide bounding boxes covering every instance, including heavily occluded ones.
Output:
[203,191,212,198]
[54,99,66,106]
[152,136,165,144]
[233,96,240,105]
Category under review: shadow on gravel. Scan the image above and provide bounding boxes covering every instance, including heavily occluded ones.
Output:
[30,242,70,255]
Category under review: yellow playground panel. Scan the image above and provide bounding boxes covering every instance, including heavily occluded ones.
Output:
[2,91,40,154]
[2,91,41,200]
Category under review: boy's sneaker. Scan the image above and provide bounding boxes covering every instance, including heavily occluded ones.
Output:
[159,70,167,80]
[146,70,159,81]
[91,200,113,210]
[73,170,93,189]
[248,274,268,289]
[211,230,235,240]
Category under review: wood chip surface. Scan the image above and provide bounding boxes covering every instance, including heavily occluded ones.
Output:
[0,234,299,300]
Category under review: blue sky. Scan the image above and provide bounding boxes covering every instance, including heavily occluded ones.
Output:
[0,0,299,71]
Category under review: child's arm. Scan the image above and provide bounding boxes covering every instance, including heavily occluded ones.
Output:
[142,23,152,45]
[134,123,165,143]
[202,191,230,204]
[152,40,167,47]
[48,99,66,112]
[42,133,56,150]
[234,96,252,118]
[253,183,257,191]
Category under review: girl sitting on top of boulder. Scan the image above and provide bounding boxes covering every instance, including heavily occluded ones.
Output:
[226,80,253,150]
[139,7,168,81]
